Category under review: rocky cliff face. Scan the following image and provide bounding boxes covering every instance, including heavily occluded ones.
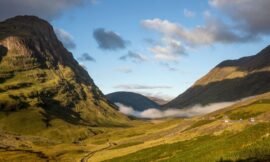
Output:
[165,45,270,109]
[0,16,127,139]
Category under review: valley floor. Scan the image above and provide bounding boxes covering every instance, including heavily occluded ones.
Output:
[1,93,270,162]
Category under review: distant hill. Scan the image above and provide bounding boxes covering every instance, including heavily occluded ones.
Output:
[146,96,170,105]
[165,45,270,109]
[0,16,128,141]
[106,91,160,111]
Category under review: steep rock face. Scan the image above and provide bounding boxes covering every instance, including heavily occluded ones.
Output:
[0,16,127,139]
[165,45,270,109]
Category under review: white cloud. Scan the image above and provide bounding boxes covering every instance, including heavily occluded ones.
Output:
[141,15,256,62]
[116,101,236,119]
[116,103,137,116]
[142,0,270,62]
[184,9,196,18]
[142,18,246,46]
[142,19,179,36]
[209,0,270,34]
[55,28,76,49]
[149,38,185,61]
[114,84,172,90]
[0,0,87,21]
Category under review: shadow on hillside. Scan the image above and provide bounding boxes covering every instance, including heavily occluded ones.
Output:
[218,156,270,162]
[217,45,270,72]
[0,45,8,83]
[38,96,90,127]
[167,71,270,108]
[0,45,7,62]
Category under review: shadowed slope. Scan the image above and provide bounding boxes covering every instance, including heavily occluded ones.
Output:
[165,45,270,109]
[0,16,128,140]
[106,91,160,111]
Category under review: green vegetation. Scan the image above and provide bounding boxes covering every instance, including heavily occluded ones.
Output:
[106,123,270,162]
[0,98,270,162]
[185,119,215,131]
[1,16,270,162]
[0,16,128,143]
[226,99,270,120]
[110,142,144,150]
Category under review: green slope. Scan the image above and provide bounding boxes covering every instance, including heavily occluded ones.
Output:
[103,93,270,162]
[0,92,270,161]
[0,16,128,142]
[165,45,270,109]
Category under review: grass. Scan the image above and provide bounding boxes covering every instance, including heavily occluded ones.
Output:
[185,119,215,131]
[109,142,144,150]
[1,51,270,162]
[0,60,129,140]
[226,100,270,120]
[105,123,270,162]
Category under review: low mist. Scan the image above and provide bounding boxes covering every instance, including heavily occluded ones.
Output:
[116,101,237,119]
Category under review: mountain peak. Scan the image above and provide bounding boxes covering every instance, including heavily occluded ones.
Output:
[0,16,127,136]
[165,44,270,109]
[1,15,55,42]
[0,15,93,84]
[4,15,50,24]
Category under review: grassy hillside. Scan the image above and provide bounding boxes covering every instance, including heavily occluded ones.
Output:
[106,124,270,162]
[165,45,270,109]
[0,92,270,161]
[0,16,128,142]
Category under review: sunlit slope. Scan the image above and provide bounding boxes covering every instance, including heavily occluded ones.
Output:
[0,16,128,141]
[0,92,270,162]
[100,93,270,162]
[165,45,270,109]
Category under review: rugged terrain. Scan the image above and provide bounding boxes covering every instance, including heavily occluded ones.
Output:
[0,16,128,142]
[1,91,270,162]
[165,45,270,109]
[0,16,270,162]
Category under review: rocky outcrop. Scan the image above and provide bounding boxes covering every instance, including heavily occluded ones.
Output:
[0,16,127,131]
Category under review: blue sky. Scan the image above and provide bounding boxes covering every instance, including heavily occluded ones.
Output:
[1,0,270,100]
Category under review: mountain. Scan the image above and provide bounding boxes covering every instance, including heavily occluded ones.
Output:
[0,16,127,140]
[106,91,160,111]
[165,45,270,109]
[146,96,170,105]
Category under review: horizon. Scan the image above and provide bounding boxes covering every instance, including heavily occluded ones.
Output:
[1,0,270,100]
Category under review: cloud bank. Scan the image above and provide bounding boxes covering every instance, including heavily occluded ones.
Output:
[116,101,236,119]
[209,0,270,34]
[0,0,87,21]
[142,0,270,62]
[93,28,129,50]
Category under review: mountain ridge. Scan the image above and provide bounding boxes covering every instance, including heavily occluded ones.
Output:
[165,45,270,109]
[0,16,128,140]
